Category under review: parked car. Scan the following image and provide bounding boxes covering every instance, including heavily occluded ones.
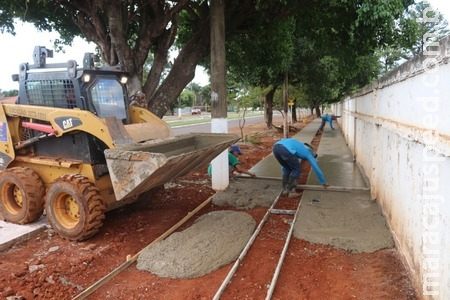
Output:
[191,108,202,115]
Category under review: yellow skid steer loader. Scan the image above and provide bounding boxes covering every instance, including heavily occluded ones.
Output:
[0,46,238,241]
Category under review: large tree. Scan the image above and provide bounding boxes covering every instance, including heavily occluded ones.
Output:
[1,0,417,119]
[223,0,418,120]
[1,0,305,117]
[286,0,418,116]
[377,1,449,72]
[226,17,295,127]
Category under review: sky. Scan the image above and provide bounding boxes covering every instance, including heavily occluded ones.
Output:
[0,22,210,92]
[1,0,449,92]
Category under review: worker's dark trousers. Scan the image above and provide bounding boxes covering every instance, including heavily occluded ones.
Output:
[318,118,327,130]
[273,144,301,178]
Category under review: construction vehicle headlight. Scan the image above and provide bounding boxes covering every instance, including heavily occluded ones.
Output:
[82,74,91,83]
[120,76,128,84]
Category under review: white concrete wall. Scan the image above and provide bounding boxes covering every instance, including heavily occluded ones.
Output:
[332,36,450,299]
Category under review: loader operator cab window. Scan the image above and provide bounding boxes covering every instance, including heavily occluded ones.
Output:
[90,78,127,121]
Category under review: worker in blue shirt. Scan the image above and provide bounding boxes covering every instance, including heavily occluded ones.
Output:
[273,138,329,198]
[318,114,341,131]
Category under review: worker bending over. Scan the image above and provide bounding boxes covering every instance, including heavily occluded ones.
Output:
[273,138,329,198]
[318,114,341,131]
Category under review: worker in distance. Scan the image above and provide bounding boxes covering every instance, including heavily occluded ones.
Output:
[318,113,341,132]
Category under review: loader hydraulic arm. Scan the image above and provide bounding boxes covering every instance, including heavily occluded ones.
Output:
[1,103,119,149]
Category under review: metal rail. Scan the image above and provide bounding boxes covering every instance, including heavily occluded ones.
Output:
[211,161,308,297]
[266,197,303,299]
[213,192,283,300]
[239,175,370,192]
[213,189,305,300]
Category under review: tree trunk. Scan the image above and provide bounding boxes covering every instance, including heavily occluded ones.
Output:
[315,102,321,117]
[264,86,276,129]
[283,72,288,139]
[148,28,210,117]
[292,100,297,123]
[210,0,227,120]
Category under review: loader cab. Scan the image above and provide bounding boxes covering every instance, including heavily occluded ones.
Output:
[14,46,131,124]
[11,46,131,167]
[80,72,129,122]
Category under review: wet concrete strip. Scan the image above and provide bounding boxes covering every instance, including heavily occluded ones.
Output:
[212,178,281,209]
[307,159,368,188]
[294,125,394,253]
[307,127,367,188]
[137,178,279,279]
[249,118,322,178]
[293,190,394,253]
[249,155,282,178]
[136,211,256,278]
[290,118,322,143]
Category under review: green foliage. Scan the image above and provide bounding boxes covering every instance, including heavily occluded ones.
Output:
[355,0,414,47]
[283,0,418,114]
[377,1,449,72]
[180,90,196,107]
[0,89,18,97]
[0,0,425,120]
[409,2,449,54]
[200,85,211,106]
[226,17,295,87]
[0,0,16,34]
[271,84,308,110]
[228,83,266,112]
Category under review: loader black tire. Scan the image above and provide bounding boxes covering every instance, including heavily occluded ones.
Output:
[0,167,45,224]
[45,174,105,241]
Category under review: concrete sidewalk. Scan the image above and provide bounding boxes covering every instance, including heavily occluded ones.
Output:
[0,216,48,251]
[306,127,367,188]
[248,117,394,253]
[249,118,322,178]
[249,117,368,187]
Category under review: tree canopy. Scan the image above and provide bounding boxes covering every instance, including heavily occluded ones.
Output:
[224,0,419,119]
[0,0,430,120]
[1,0,307,117]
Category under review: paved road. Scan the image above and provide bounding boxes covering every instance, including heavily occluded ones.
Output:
[172,115,268,135]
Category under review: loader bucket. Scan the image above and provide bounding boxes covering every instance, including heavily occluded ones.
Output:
[104,133,239,200]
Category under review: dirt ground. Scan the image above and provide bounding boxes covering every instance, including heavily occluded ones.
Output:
[0,116,418,299]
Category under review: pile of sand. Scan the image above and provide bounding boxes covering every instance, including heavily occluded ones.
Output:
[136,211,255,278]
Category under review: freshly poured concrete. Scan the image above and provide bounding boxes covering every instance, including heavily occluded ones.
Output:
[307,128,367,188]
[0,216,48,251]
[249,154,283,178]
[248,119,394,253]
[296,126,393,253]
[249,118,321,177]
[212,178,280,209]
[137,211,255,278]
[293,190,394,253]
